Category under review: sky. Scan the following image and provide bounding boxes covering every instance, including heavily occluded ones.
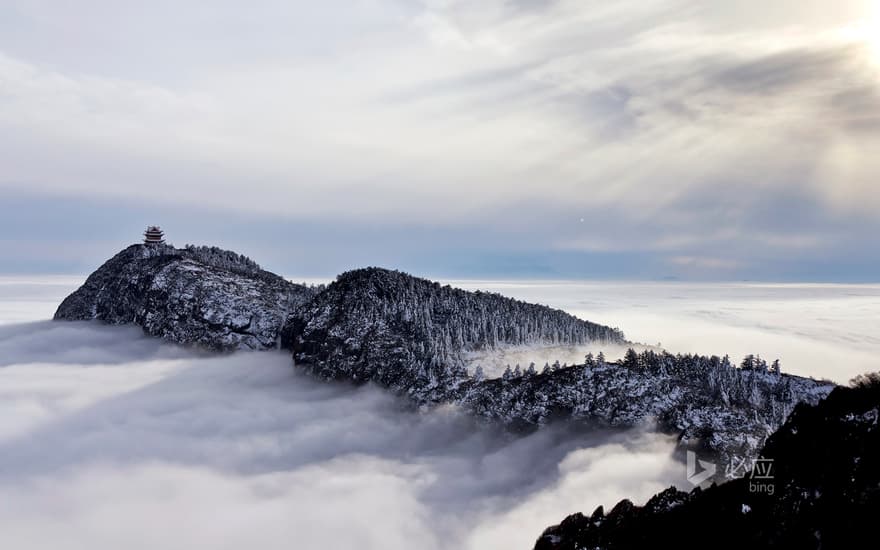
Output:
[1,0,879,280]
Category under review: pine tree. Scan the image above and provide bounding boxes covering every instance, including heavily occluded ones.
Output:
[755,355,768,372]
[771,359,781,375]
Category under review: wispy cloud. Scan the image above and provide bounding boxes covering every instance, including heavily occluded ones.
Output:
[0,0,878,278]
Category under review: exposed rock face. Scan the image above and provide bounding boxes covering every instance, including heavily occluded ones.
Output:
[54,244,314,351]
[534,375,880,550]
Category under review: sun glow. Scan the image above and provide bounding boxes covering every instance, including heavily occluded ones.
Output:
[865,2,880,61]
[840,2,880,65]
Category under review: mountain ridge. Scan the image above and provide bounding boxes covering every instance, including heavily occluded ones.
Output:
[54,243,836,478]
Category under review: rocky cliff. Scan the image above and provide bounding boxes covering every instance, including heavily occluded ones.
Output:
[54,244,314,351]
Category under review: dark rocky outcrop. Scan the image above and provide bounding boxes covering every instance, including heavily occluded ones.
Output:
[534,375,880,550]
[54,244,314,351]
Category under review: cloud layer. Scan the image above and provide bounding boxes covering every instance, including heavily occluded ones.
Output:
[451,278,880,383]
[0,320,680,550]
[2,276,877,548]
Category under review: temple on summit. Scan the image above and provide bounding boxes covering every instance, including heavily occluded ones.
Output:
[143,226,165,245]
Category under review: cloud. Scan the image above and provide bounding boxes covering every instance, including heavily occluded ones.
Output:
[0,461,438,550]
[668,255,742,272]
[2,275,878,548]
[1,1,878,278]
[0,318,681,550]
[450,279,880,383]
[0,321,193,366]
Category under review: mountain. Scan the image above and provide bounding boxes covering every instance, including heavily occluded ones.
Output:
[534,373,880,550]
[54,244,315,350]
[282,267,625,402]
[457,351,832,474]
[281,267,831,471]
[55,245,835,475]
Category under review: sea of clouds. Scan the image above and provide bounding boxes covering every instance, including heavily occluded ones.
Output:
[451,280,880,384]
[0,277,680,550]
[1,276,877,549]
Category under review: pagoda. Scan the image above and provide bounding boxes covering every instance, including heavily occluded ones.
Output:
[143,225,165,245]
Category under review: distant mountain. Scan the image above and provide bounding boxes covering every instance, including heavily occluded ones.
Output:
[534,374,880,550]
[55,244,835,476]
[54,244,315,350]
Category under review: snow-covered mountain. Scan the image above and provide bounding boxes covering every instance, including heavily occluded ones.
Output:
[456,352,832,476]
[282,267,625,402]
[55,245,835,477]
[282,267,832,472]
[54,244,315,350]
[534,373,880,550]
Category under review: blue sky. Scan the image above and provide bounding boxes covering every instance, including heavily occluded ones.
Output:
[1,1,879,280]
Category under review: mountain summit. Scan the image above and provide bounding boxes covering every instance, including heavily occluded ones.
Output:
[54,244,315,350]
